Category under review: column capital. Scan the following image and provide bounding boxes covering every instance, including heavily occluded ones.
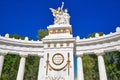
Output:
[38,54,44,58]
[0,52,7,56]
[77,54,83,57]
[115,46,120,52]
[94,50,105,56]
[76,54,83,57]
[76,51,84,57]
[96,53,105,56]
[19,53,28,58]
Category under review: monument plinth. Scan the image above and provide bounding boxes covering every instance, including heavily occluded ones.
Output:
[41,2,75,80]
[44,2,73,39]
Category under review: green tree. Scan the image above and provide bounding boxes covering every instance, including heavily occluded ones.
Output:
[9,34,26,40]
[83,54,99,80]
[37,29,48,40]
[1,54,20,80]
[104,51,120,80]
[24,56,39,80]
[87,32,104,38]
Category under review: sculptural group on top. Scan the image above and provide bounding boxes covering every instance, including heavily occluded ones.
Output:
[50,2,70,25]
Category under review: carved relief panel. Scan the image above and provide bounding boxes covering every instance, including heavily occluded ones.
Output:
[43,50,74,80]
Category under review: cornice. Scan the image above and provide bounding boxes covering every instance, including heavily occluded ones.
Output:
[76,31,120,55]
[47,24,72,29]
[76,32,120,45]
[42,38,75,43]
[0,36,43,47]
[0,27,120,56]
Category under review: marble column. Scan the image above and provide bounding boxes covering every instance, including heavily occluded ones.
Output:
[0,53,6,77]
[97,53,107,80]
[16,54,27,80]
[77,55,84,80]
[37,54,43,80]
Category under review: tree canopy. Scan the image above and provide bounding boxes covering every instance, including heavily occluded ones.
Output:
[37,29,48,40]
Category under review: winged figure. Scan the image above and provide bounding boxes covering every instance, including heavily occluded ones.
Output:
[49,7,61,16]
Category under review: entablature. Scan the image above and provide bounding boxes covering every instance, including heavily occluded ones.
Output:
[0,35,43,47]
[0,35,44,56]
[76,28,120,56]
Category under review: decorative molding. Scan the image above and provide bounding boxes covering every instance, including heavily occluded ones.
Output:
[49,29,71,34]
[52,53,64,65]
[54,44,56,47]
[46,53,49,75]
[76,31,120,56]
[49,62,68,71]
[76,52,83,57]
[0,28,120,59]
[0,36,43,47]
[19,53,28,58]
[46,53,71,76]
[37,52,44,58]
[0,52,7,56]
[94,51,105,56]
[115,46,120,52]
[67,53,70,76]
[60,43,63,47]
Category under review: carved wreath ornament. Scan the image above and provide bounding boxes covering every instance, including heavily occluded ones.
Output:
[52,53,64,65]
[46,53,71,75]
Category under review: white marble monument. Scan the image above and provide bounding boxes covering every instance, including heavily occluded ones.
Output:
[39,2,75,80]
[0,2,120,80]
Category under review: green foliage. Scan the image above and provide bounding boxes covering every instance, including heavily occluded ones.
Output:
[83,54,99,80]
[83,32,120,80]
[104,51,120,80]
[0,55,40,80]
[24,56,39,80]
[87,32,104,38]
[9,34,24,40]
[37,29,48,40]
[0,54,20,80]
[9,34,30,40]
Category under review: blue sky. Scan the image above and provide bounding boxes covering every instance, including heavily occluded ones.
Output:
[0,0,120,77]
[0,0,120,40]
